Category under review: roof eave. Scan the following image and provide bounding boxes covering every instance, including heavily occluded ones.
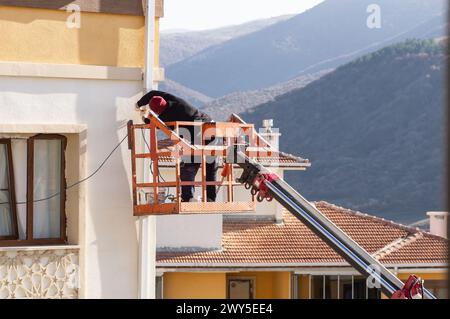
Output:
[156,262,448,272]
[0,0,165,17]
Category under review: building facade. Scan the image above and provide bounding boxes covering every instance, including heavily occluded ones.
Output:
[157,202,448,299]
[0,0,164,298]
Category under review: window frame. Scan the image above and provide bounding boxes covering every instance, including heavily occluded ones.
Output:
[27,134,67,244]
[292,274,382,299]
[0,134,67,247]
[0,139,19,240]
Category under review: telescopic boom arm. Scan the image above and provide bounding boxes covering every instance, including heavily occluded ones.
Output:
[228,145,436,299]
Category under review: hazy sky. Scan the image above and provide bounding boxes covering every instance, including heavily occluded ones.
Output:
[161,0,325,31]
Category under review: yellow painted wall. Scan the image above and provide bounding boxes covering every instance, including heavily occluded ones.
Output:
[163,272,227,299]
[273,272,291,299]
[163,271,292,299]
[296,275,310,299]
[397,272,447,281]
[238,272,273,299]
[0,6,147,67]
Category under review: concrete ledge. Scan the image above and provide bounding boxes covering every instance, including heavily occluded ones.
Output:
[0,123,87,134]
[0,245,80,252]
[0,61,143,81]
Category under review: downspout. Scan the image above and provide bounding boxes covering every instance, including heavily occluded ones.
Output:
[138,0,156,299]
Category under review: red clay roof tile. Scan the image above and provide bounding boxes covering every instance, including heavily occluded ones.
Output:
[156,201,448,267]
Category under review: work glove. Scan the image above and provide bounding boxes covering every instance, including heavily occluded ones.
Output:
[136,103,151,124]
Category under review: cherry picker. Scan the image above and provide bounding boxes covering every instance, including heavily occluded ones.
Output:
[128,112,436,299]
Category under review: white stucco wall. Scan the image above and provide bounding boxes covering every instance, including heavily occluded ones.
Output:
[427,211,449,239]
[0,75,145,298]
[155,167,285,250]
[156,215,223,250]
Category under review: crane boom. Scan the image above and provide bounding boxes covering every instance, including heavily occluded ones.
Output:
[229,146,436,299]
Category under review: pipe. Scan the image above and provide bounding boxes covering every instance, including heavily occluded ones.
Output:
[138,0,156,299]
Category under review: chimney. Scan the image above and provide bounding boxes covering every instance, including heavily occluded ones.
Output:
[426,211,449,238]
[259,119,284,223]
[259,119,281,151]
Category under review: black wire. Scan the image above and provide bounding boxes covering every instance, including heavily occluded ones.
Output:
[140,129,171,199]
[141,129,167,183]
[0,134,129,206]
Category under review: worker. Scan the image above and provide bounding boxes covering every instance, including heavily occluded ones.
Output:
[136,90,218,203]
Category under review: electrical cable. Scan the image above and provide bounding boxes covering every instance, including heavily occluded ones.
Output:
[140,129,166,183]
[0,134,129,206]
[140,128,173,201]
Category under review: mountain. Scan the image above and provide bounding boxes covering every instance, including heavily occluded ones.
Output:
[160,15,294,67]
[201,69,332,121]
[167,0,447,97]
[161,29,191,34]
[159,79,213,107]
[240,39,447,223]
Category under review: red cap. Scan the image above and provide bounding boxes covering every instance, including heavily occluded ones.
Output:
[149,96,168,115]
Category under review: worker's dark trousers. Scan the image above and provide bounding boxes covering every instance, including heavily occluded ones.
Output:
[180,159,218,202]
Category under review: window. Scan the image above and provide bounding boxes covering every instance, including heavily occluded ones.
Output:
[27,135,67,242]
[353,277,367,299]
[426,280,448,299]
[0,139,18,240]
[339,275,353,299]
[310,275,324,299]
[325,275,339,299]
[293,274,382,299]
[0,134,67,246]
[368,286,382,299]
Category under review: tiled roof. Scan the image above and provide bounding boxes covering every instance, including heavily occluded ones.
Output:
[156,139,310,168]
[156,201,449,267]
[378,233,448,264]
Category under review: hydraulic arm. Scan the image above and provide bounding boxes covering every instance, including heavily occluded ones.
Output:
[229,146,436,299]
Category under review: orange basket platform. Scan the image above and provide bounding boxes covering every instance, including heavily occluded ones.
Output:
[127,113,299,216]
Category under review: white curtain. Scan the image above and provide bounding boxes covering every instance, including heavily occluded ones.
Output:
[0,144,13,237]
[33,140,62,239]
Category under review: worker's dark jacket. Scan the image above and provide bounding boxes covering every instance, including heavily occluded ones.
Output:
[138,90,212,123]
[137,90,214,158]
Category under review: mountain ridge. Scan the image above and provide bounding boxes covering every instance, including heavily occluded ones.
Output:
[160,15,294,67]
[167,0,447,97]
[201,69,332,121]
[240,39,446,223]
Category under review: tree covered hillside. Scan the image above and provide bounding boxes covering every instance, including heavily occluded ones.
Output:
[241,40,447,223]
